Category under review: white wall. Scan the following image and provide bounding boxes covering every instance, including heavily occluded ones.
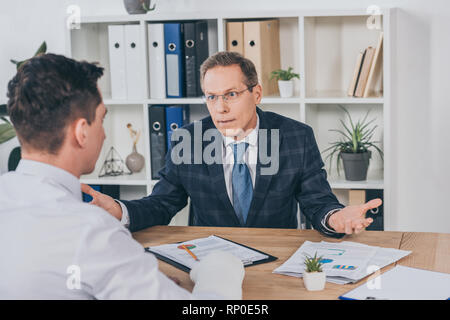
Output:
[1,0,449,233]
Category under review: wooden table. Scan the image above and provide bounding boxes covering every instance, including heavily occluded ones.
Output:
[132,226,450,300]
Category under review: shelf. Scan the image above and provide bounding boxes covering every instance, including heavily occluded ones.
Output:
[305,91,383,104]
[80,170,148,186]
[328,170,384,190]
[261,96,301,104]
[69,8,390,222]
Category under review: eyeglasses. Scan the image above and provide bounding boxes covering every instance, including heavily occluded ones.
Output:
[202,85,256,104]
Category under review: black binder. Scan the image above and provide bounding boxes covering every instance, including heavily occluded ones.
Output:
[145,235,278,273]
[183,21,209,97]
[366,189,384,231]
[149,105,167,180]
[183,22,197,97]
[194,21,209,97]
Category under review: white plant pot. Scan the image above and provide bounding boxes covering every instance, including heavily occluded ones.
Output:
[278,80,294,98]
[303,271,326,291]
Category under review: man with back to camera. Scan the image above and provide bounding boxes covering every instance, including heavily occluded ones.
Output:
[0,53,244,299]
[84,51,381,237]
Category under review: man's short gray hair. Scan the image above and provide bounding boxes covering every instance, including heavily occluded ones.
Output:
[199,51,258,92]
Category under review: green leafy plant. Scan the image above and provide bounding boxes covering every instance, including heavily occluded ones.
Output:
[10,41,47,70]
[270,67,300,81]
[0,41,47,143]
[0,117,15,144]
[303,252,324,273]
[322,105,384,175]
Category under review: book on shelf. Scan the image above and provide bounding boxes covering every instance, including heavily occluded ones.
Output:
[363,32,384,98]
[347,51,365,97]
[354,46,375,97]
[347,32,384,98]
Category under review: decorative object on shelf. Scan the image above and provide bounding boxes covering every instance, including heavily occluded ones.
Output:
[322,105,383,181]
[125,123,145,173]
[270,67,299,98]
[98,146,131,177]
[123,0,155,14]
[0,41,47,173]
[302,252,326,291]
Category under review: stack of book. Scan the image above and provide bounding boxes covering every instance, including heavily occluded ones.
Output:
[347,32,384,98]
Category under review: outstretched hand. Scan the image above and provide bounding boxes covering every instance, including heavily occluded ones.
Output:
[328,199,382,235]
[81,183,123,220]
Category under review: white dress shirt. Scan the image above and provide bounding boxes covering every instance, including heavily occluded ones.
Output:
[0,159,216,299]
[120,115,339,233]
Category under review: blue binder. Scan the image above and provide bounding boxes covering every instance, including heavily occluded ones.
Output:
[165,106,184,149]
[164,23,185,98]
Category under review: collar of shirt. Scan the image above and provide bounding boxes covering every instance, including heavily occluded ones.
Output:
[15,159,82,201]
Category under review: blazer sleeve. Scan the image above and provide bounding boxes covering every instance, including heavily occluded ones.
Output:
[120,147,188,233]
[295,126,346,239]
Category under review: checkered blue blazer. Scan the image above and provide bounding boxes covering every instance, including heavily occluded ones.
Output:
[122,107,345,238]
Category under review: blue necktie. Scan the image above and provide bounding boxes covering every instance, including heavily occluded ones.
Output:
[232,142,253,225]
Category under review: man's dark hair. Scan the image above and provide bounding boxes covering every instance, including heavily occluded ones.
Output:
[200,51,258,92]
[7,53,104,154]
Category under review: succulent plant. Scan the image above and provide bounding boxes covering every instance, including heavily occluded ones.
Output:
[303,252,324,273]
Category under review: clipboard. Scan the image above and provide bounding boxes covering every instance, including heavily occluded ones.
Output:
[338,266,450,300]
[145,235,278,273]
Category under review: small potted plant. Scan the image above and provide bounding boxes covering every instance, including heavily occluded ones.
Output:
[303,252,326,291]
[270,67,299,98]
[322,105,383,181]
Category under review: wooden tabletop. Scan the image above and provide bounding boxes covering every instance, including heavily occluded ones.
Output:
[132,226,450,300]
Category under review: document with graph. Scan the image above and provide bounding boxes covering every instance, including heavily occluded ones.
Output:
[273,241,411,284]
[146,235,277,272]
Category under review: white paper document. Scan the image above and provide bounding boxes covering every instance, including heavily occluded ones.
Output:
[273,241,411,284]
[340,265,450,300]
[149,235,269,270]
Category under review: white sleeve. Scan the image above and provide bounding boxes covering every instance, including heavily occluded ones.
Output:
[75,213,194,300]
[321,209,341,234]
[115,200,130,228]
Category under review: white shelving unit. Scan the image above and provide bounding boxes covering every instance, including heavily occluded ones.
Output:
[66,8,392,227]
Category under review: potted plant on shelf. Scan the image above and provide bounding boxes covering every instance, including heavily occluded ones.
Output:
[303,252,326,291]
[0,41,47,173]
[322,105,383,181]
[270,67,299,98]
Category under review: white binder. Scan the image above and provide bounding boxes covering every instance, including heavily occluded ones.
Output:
[124,24,143,100]
[108,25,127,100]
[148,23,166,99]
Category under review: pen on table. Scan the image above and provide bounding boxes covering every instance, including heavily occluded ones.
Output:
[181,245,200,261]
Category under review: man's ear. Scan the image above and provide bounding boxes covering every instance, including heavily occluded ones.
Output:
[253,84,262,104]
[73,118,89,148]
